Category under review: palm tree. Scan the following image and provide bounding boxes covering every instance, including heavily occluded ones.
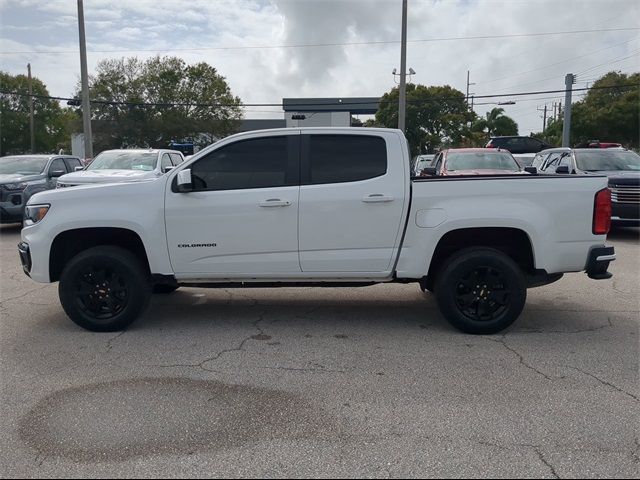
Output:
[473,107,518,136]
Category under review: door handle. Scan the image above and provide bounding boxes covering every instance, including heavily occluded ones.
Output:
[362,194,394,203]
[259,198,292,207]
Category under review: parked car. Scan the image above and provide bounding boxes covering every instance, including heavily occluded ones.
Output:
[20,128,614,335]
[423,148,527,176]
[0,154,82,224]
[413,154,435,176]
[575,140,623,149]
[487,136,552,154]
[532,147,639,226]
[56,149,184,188]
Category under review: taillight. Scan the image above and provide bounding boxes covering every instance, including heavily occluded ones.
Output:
[593,188,611,235]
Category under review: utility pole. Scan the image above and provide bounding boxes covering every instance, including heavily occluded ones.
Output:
[537,104,548,131]
[466,70,476,110]
[27,63,35,153]
[398,0,408,133]
[562,74,576,147]
[77,0,93,158]
[557,101,562,121]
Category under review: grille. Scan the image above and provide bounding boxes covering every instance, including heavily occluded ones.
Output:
[610,185,640,204]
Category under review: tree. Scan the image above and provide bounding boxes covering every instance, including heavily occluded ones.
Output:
[472,107,518,137]
[0,71,72,156]
[374,84,475,155]
[536,71,639,148]
[73,56,243,152]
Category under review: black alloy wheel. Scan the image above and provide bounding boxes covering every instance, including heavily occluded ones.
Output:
[59,246,151,332]
[435,248,526,334]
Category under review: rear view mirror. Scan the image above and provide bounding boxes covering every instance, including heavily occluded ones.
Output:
[74,166,84,171]
[421,167,438,176]
[524,166,537,174]
[176,168,193,192]
[555,165,570,174]
[49,170,65,178]
[163,166,175,174]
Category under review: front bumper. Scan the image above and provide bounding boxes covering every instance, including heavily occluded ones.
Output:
[585,246,615,280]
[0,196,25,223]
[611,202,640,225]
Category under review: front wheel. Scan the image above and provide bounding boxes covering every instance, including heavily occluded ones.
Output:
[434,248,526,334]
[59,246,151,332]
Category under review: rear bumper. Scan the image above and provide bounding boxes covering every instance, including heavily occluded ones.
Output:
[585,246,615,280]
[611,203,640,225]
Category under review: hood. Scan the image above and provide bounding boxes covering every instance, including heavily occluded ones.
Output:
[444,169,527,176]
[0,173,44,184]
[57,169,159,184]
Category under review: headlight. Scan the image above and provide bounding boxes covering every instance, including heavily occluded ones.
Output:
[3,182,28,190]
[24,204,50,225]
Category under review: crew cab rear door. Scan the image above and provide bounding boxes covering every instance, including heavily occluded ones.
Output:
[298,130,408,273]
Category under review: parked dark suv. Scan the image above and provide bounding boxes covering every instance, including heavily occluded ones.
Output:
[0,154,83,224]
[487,136,552,154]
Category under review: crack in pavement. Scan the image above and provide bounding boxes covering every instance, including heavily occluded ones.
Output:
[257,363,346,374]
[486,335,554,380]
[151,309,268,372]
[0,284,51,304]
[105,331,126,353]
[513,316,615,334]
[478,440,558,478]
[567,366,639,402]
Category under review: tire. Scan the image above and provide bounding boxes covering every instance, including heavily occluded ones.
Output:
[153,284,179,294]
[59,246,151,332]
[419,279,432,293]
[434,247,526,335]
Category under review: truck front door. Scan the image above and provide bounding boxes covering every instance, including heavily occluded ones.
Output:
[165,133,301,276]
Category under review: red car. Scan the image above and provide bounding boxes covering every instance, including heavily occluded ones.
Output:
[419,148,527,176]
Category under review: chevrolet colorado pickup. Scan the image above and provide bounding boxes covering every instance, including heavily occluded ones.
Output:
[18,128,615,334]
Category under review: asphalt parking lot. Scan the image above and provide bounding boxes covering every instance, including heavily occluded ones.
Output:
[0,223,638,478]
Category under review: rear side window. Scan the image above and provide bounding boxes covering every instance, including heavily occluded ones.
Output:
[306,135,387,185]
[190,136,296,191]
[169,153,183,165]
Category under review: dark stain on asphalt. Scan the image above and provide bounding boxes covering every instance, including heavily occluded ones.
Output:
[19,377,337,462]
[250,334,271,341]
[334,334,348,339]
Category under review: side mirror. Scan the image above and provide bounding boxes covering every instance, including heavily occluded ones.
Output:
[74,166,84,171]
[555,165,570,174]
[524,166,538,174]
[421,167,438,176]
[49,170,65,178]
[163,165,175,174]
[176,168,193,192]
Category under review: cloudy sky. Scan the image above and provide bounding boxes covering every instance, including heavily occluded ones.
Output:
[1,0,638,134]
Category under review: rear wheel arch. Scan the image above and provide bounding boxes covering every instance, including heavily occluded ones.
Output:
[424,227,536,290]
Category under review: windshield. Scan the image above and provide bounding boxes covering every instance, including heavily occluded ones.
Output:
[0,156,48,175]
[87,151,158,171]
[575,150,640,171]
[446,152,520,172]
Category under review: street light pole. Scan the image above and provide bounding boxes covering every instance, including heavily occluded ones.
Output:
[562,73,575,147]
[398,0,408,133]
[77,0,93,159]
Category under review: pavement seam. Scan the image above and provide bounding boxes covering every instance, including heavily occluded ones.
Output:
[567,365,639,402]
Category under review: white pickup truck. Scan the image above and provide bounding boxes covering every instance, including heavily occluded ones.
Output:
[18,128,615,334]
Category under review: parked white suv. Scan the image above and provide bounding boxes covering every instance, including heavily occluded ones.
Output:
[56,149,184,188]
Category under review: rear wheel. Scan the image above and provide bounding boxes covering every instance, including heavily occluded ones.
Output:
[59,246,151,332]
[434,248,526,334]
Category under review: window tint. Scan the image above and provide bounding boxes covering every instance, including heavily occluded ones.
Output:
[190,136,292,191]
[307,135,387,185]
[169,153,183,166]
[49,158,67,174]
[64,157,82,171]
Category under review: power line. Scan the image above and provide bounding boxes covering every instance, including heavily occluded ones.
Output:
[2,84,637,108]
[2,26,639,55]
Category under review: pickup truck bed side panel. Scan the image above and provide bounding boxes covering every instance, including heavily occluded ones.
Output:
[396,175,609,279]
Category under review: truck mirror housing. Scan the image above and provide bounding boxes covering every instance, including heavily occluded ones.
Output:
[524,166,538,174]
[176,168,193,192]
[421,167,438,176]
[555,165,570,174]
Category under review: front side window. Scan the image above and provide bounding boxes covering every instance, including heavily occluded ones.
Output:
[190,136,292,191]
[532,153,547,168]
[169,153,183,166]
[88,151,158,171]
[161,154,172,171]
[49,158,67,175]
[306,135,387,185]
[445,152,520,172]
